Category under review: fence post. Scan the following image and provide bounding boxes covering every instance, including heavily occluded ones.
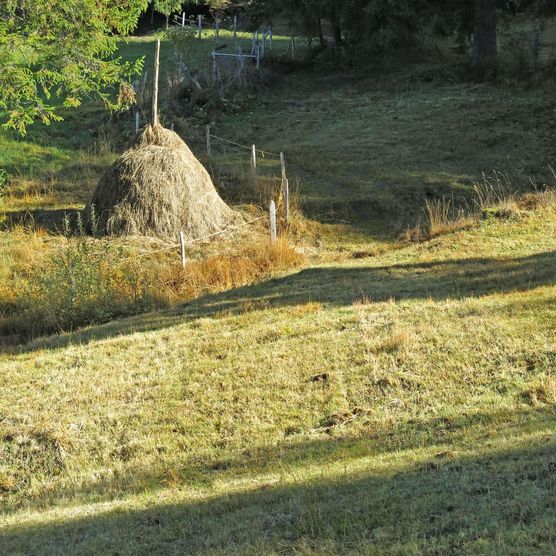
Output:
[269,201,277,243]
[280,151,286,184]
[211,50,217,82]
[152,39,160,127]
[182,12,185,27]
[256,44,261,70]
[198,15,202,39]
[179,231,186,269]
[251,144,257,176]
[284,178,290,223]
[233,15,238,47]
[206,125,212,157]
[135,111,140,133]
[215,18,220,43]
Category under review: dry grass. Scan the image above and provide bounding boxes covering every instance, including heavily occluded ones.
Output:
[164,237,304,300]
[89,125,235,238]
[0,230,304,343]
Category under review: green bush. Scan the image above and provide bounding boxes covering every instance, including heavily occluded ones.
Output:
[15,237,162,338]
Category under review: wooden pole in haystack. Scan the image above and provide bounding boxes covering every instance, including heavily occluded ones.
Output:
[152,39,161,127]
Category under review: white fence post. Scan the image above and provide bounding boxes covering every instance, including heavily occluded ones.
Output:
[135,111,140,133]
[179,231,186,269]
[206,125,212,156]
[251,144,257,175]
[233,15,238,47]
[269,201,277,243]
[181,12,185,27]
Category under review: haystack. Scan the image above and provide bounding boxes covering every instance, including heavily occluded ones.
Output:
[88,125,235,239]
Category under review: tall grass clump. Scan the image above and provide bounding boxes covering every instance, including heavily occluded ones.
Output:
[405,170,555,241]
[165,237,304,300]
[7,237,164,339]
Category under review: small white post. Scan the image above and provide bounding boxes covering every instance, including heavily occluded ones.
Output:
[206,125,212,156]
[284,178,290,223]
[179,231,186,269]
[211,50,217,82]
[198,15,202,39]
[182,12,185,27]
[135,111,140,133]
[269,201,277,243]
[280,151,286,184]
[170,122,175,131]
[251,144,257,175]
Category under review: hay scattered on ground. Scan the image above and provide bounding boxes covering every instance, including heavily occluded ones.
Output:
[88,125,236,239]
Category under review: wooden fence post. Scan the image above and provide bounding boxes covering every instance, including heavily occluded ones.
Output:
[269,201,277,243]
[284,178,290,223]
[198,15,202,39]
[206,125,212,156]
[280,152,286,183]
[179,231,186,269]
[182,12,185,27]
[251,144,257,176]
[152,39,160,127]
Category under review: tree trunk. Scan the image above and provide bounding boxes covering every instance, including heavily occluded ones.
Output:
[330,9,342,49]
[165,15,169,30]
[530,0,543,71]
[318,17,325,49]
[150,4,154,25]
[472,0,497,74]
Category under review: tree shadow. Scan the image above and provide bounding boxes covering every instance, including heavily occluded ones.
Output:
[16,249,556,354]
[1,423,555,554]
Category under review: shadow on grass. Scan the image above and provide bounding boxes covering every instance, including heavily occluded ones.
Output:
[21,249,556,353]
[1,427,555,554]
[2,208,82,233]
[5,403,555,518]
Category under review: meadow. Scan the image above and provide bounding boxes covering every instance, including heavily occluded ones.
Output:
[0,23,555,555]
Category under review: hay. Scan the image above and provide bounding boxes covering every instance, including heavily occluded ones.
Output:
[88,125,235,239]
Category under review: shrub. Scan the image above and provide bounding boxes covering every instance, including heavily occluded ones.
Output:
[11,238,162,338]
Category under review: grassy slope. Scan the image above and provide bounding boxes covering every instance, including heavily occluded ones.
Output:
[1,25,556,555]
[0,206,555,554]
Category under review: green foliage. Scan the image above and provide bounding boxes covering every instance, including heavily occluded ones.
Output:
[0,0,149,134]
[16,235,159,337]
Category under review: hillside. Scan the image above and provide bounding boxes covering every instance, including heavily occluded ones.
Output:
[1,200,555,554]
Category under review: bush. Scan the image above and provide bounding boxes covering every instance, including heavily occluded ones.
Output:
[12,238,162,338]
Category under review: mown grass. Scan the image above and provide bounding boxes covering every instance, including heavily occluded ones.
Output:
[0,199,555,554]
[1,21,556,554]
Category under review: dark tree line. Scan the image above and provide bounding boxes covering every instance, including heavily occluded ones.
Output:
[217,0,554,75]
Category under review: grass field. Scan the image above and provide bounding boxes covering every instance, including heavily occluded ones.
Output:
[1,199,555,554]
[1,22,556,555]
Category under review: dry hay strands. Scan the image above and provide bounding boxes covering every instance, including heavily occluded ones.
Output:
[87,125,236,239]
